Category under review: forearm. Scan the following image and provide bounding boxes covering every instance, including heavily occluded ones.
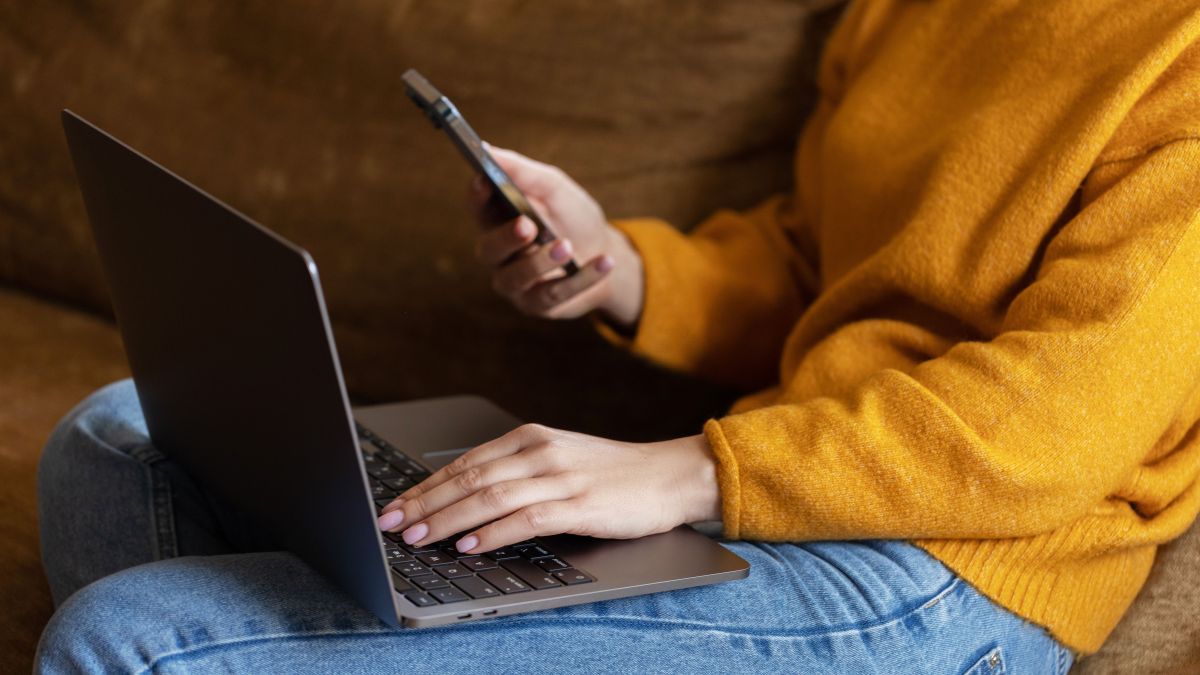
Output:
[599,196,816,391]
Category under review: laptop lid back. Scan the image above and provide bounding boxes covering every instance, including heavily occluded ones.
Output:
[60,110,399,625]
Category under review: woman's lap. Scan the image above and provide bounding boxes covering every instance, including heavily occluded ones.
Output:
[35,381,1073,674]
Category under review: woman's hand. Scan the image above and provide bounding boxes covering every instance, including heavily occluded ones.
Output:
[376,424,721,554]
[471,147,644,329]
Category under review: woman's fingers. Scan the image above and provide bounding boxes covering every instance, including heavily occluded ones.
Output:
[380,449,542,532]
[492,238,573,295]
[487,146,568,200]
[514,254,613,317]
[466,174,490,213]
[476,217,539,266]
[463,499,579,553]
[402,477,573,550]
[383,424,549,512]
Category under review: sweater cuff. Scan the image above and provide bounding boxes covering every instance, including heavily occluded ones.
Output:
[592,218,700,370]
[703,418,744,540]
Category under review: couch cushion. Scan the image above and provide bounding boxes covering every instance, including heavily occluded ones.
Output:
[0,0,843,439]
[1074,514,1200,673]
[0,286,129,673]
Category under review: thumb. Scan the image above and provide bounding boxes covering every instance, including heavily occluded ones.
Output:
[487,144,567,200]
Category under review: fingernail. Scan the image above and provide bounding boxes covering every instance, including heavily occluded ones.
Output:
[456,535,479,553]
[515,220,535,238]
[377,509,405,531]
[402,522,429,545]
[596,255,614,273]
[549,240,572,263]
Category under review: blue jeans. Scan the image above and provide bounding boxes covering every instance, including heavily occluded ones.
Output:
[36,381,1074,674]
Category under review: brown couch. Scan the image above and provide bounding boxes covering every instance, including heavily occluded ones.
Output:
[2,2,1196,672]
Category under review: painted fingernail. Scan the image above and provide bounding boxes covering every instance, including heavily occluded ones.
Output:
[596,255,615,273]
[402,522,429,545]
[515,220,535,238]
[377,509,404,531]
[549,240,572,263]
[456,535,479,553]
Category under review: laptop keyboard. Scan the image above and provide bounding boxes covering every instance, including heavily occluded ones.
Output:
[355,422,595,609]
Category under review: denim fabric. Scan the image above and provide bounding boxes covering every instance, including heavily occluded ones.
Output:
[36,380,1075,674]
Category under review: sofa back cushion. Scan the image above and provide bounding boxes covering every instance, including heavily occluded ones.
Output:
[1,1,836,436]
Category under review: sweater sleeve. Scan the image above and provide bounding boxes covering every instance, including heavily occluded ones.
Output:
[596,195,818,391]
[707,138,1200,541]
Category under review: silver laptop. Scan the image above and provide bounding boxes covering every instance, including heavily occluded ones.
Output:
[61,110,749,628]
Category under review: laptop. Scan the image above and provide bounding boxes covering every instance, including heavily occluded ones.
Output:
[60,110,749,628]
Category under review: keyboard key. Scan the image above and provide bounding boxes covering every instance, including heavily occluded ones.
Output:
[386,549,414,563]
[370,482,395,498]
[402,541,443,554]
[520,545,555,560]
[435,564,474,579]
[501,559,562,590]
[403,457,429,472]
[463,557,498,572]
[393,562,431,578]
[479,569,530,594]
[412,574,450,590]
[381,446,402,457]
[484,548,520,561]
[536,558,571,572]
[416,551,455,567]
[382,477,413,491]
[441,545,479,560]
[390,570,412,592]
[393,455,423,472]
[453,575,503,600]
[429,586,470,604]
[404,590,437,607]
[375,498,394,510]
[552,569,595,585]
[365,462,399,480]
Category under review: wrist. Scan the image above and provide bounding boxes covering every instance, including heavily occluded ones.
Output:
[666,433,722,524]
[597,225,644,330]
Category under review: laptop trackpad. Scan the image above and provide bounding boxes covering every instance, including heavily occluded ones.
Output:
[351,395,524,472]
[418,447,472,471]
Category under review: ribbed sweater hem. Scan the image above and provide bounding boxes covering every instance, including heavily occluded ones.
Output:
[915,533,1157,655]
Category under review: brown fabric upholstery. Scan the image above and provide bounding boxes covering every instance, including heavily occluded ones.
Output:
[1073,515,1200,674]
[0,288,128,672]
[0,1,1195,671]
[1,0,844,441]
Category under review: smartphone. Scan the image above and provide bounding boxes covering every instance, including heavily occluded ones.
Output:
[401,68,580,276]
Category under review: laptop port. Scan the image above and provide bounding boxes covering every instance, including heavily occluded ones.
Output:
[482,610,498,616]
[457,613,472,620]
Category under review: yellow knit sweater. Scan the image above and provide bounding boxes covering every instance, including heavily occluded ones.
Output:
[602,0,1200,655]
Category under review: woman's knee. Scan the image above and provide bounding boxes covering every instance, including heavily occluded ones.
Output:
[40,379,149,477]
[36,560,187,674]
[36,553,380,674]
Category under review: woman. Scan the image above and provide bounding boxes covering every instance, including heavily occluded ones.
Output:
[36,0,1200,672]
